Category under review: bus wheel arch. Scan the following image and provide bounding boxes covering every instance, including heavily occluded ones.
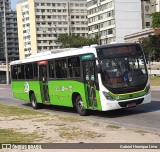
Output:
[29,90,34,101]
[72,92,80,108]
[72,92,88,116]
[29,90,42,109]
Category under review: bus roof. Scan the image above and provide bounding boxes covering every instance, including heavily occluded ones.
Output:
[95,43,139,49]
[10,47,96,65]
[10,43,140,66]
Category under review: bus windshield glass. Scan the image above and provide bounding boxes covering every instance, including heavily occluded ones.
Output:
[97,45,148,90]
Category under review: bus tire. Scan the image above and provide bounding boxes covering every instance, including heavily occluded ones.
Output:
[30,93,42,109]
[75,95,88,116]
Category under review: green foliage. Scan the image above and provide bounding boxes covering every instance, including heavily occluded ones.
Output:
[56,34,98,48]
[0,104,49,116]
[151,12,160,28]
[150,76,160,86]
[0,129,39,143]
[139,35,160,61]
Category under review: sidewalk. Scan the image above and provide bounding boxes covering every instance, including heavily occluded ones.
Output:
[151,86,160,91]
[147,62,160,69]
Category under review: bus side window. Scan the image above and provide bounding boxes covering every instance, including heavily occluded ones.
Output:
[11,66,17,80]
[33,63,38,79]
[17,65,24,79]
[61,59,67,78]
[55,59,67,78]
[68,57,80,78]
[55,60,61,78]
[49,60,55,78]
[25,64,33,79]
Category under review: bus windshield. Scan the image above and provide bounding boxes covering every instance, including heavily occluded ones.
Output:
[97,45,148,93]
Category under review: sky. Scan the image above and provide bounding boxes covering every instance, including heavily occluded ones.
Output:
[11,0,19,10]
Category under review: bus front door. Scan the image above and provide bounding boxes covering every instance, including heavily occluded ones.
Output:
[83,61,98,109]
[39,64,50,103]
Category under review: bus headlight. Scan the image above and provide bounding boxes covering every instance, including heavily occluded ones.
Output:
[102,91,115,101]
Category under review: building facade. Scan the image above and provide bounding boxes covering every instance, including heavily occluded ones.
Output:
[6,10,19,61]
[0,0,19,62]
[124,28,155,43]
[141,0,160,29]
[87,0,142,44]
[17,0,88,60]
[124,28,160,43]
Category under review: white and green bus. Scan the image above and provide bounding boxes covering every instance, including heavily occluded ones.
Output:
[10,43,151,116]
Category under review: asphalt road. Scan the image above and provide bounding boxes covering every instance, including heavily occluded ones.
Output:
[0,85,160,133]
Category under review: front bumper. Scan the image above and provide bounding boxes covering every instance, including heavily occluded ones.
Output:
[101,93,151,111]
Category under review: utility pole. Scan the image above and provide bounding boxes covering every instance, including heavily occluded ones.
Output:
[98,23,101,45]
[67,0,72,36]
[3,0,9,84]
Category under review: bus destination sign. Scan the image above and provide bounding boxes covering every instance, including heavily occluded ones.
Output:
[97,45,141,59]
[38,60,48,65]
[107,46,137,55]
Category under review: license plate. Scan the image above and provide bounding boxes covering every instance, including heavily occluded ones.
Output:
[127,103,136,107]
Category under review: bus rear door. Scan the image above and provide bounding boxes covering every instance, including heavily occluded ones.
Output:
[38,60,50,103]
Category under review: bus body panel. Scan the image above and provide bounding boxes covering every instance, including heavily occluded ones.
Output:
[12,81,42,103]
[48,80,80,107]
[11,80,102,111]
[48,79,102,110]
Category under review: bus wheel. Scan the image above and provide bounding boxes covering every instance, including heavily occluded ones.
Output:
[75,95,88,116]
[30,93,42,109]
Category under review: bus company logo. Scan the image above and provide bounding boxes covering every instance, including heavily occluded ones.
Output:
[24,82,29,93]
[54,85,72,92]
[2,144,11,150]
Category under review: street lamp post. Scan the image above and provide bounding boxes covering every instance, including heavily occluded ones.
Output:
[98,23,101,45]
[3,0,9,84]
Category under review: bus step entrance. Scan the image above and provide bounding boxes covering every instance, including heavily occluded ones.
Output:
[43,101,50,105]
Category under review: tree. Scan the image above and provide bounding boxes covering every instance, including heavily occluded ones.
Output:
[151,12,160,28]
[140,35,160,62]
[141,12,160,61]
[56,34,98,48]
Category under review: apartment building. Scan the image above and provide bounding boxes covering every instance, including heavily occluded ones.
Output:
[156,0,160,11]
[141,0,160,29]
[17,0,88,60]
[6,10,19,61]
[152,0,160,12]
[0,0,19,62]
[87,0,142,44]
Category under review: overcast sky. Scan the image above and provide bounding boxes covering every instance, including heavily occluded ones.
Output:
[11,0,19,10]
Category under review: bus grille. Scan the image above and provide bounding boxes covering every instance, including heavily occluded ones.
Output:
[118,98,144,108]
